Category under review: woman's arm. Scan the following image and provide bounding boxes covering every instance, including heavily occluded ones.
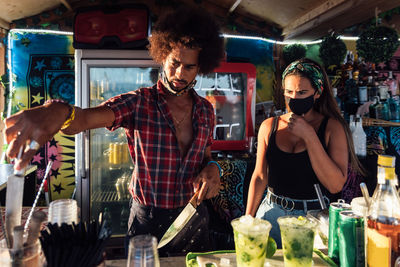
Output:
[245,118,273,216]
[302,118,348,193]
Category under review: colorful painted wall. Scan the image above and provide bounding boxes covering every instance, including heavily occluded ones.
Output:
[8,30,75,200]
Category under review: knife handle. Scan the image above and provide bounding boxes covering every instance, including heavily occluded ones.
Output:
[189,190,200,208]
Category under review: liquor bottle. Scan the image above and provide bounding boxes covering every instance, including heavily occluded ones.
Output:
[367,76,377,101]
[332,87,343,111]
[352,116,366,159]
[369,96,382,119]
[385,71,398,97]
[381,98,391,121]
[388,92,400,121]
[345,71,358,104]
[358,76,368,104]
[367,155,400,267]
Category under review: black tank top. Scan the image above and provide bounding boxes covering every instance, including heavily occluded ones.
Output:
[266,116,333,200]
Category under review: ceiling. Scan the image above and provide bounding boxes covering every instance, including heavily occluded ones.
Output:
[0,0,399,41]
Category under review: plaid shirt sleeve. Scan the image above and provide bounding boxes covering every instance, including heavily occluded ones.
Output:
[101,91,139,131]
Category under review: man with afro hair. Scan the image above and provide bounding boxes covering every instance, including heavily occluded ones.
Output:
[4,5,225,255]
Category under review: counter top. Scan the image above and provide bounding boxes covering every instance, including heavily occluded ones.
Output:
[104,249,331,266]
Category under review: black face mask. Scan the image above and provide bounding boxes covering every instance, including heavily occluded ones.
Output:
[287,94,315,115]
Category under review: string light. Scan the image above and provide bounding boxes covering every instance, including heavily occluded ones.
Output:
[222,33,360,44]
[10,29,73,35]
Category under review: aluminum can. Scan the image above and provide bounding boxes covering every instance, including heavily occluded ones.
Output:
[115,178,124,200]
[338,210,365,267]
[328,199,351,263]
[108,143,115,164]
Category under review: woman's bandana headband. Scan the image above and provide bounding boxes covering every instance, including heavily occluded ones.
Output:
[282,61,324,94]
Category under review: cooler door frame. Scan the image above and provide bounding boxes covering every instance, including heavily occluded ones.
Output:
[75,49,159,222]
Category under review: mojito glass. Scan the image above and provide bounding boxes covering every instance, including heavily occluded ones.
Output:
[231,215,272,267]
[277,216,317,267]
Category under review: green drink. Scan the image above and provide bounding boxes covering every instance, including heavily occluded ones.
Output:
[231,215,272,267]
[278,216,317,267]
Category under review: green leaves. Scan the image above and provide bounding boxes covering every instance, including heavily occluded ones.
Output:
[319,34,347,68]
[356,25,399,64]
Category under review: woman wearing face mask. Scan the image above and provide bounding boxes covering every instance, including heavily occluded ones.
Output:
[246,58,363,247]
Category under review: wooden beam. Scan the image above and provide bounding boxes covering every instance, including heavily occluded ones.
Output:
[0,17,10,30]
[283,0,357,36]
[283,0,361,40]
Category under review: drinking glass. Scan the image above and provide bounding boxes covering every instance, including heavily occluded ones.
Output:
[0,238,44,267]
[278,216,317,267]
[127,235,160,267]
[231,215,272,267]
[48,199,78,225]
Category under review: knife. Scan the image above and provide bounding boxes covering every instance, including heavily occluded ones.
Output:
[157,190,200,249]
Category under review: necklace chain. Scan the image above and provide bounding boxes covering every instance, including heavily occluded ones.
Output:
[172,111,190,128]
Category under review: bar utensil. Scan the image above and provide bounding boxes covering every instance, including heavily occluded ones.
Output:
[359,182,370,208]
[5,146,25,248]
[314,183,327,209]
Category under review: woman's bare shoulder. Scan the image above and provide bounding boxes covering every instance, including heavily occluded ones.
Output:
[326,117,346,137]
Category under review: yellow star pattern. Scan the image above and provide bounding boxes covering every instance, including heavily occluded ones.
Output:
[32,92,44,104]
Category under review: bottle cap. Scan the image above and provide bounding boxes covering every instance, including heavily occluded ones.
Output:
[377,154,395,167]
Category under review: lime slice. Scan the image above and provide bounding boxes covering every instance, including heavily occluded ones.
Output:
[266,236,277,258]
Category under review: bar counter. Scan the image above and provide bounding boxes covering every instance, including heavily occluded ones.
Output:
[104,249,331,266]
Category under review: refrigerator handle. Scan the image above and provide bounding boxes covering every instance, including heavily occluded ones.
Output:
[80,130,89,179]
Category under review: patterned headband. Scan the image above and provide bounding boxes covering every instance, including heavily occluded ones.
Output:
[282,60,324,94]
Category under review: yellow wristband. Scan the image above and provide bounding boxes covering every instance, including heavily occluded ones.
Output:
[60,105,76,130]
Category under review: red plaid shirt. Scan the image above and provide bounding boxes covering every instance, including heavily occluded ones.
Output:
[103,80,215,209]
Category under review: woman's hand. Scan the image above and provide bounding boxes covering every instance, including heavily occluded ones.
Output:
[4,103,69,170]
[287,113,315,140]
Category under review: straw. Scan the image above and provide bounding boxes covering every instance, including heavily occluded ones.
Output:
[359,182,370,208]
[314,184,327,210]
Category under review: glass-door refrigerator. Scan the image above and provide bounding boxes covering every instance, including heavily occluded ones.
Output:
[75,49,160,251]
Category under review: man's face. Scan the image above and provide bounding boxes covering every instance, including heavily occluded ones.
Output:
[162,46,200,91]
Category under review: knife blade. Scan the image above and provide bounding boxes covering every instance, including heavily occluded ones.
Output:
[157,190,200,249]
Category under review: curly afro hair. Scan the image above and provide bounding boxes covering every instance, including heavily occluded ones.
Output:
[148,5,225,74]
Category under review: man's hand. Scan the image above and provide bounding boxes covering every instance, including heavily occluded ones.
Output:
[4,103,69,170]
[193,163,221,205]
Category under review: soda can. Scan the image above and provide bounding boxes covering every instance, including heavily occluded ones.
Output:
[328,199,351,263]
[115,178,124,200]
[338,210,365,267]
[109,143,115,164]
[113,143,122,165]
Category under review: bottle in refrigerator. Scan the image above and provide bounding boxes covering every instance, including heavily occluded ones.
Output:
[367,155,400,267]
[103,207,113,231]
[120,206,130,232]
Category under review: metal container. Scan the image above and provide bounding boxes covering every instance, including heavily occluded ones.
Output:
[115,178,124,200]
[338,210,365,267]
[328,199,351,263]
